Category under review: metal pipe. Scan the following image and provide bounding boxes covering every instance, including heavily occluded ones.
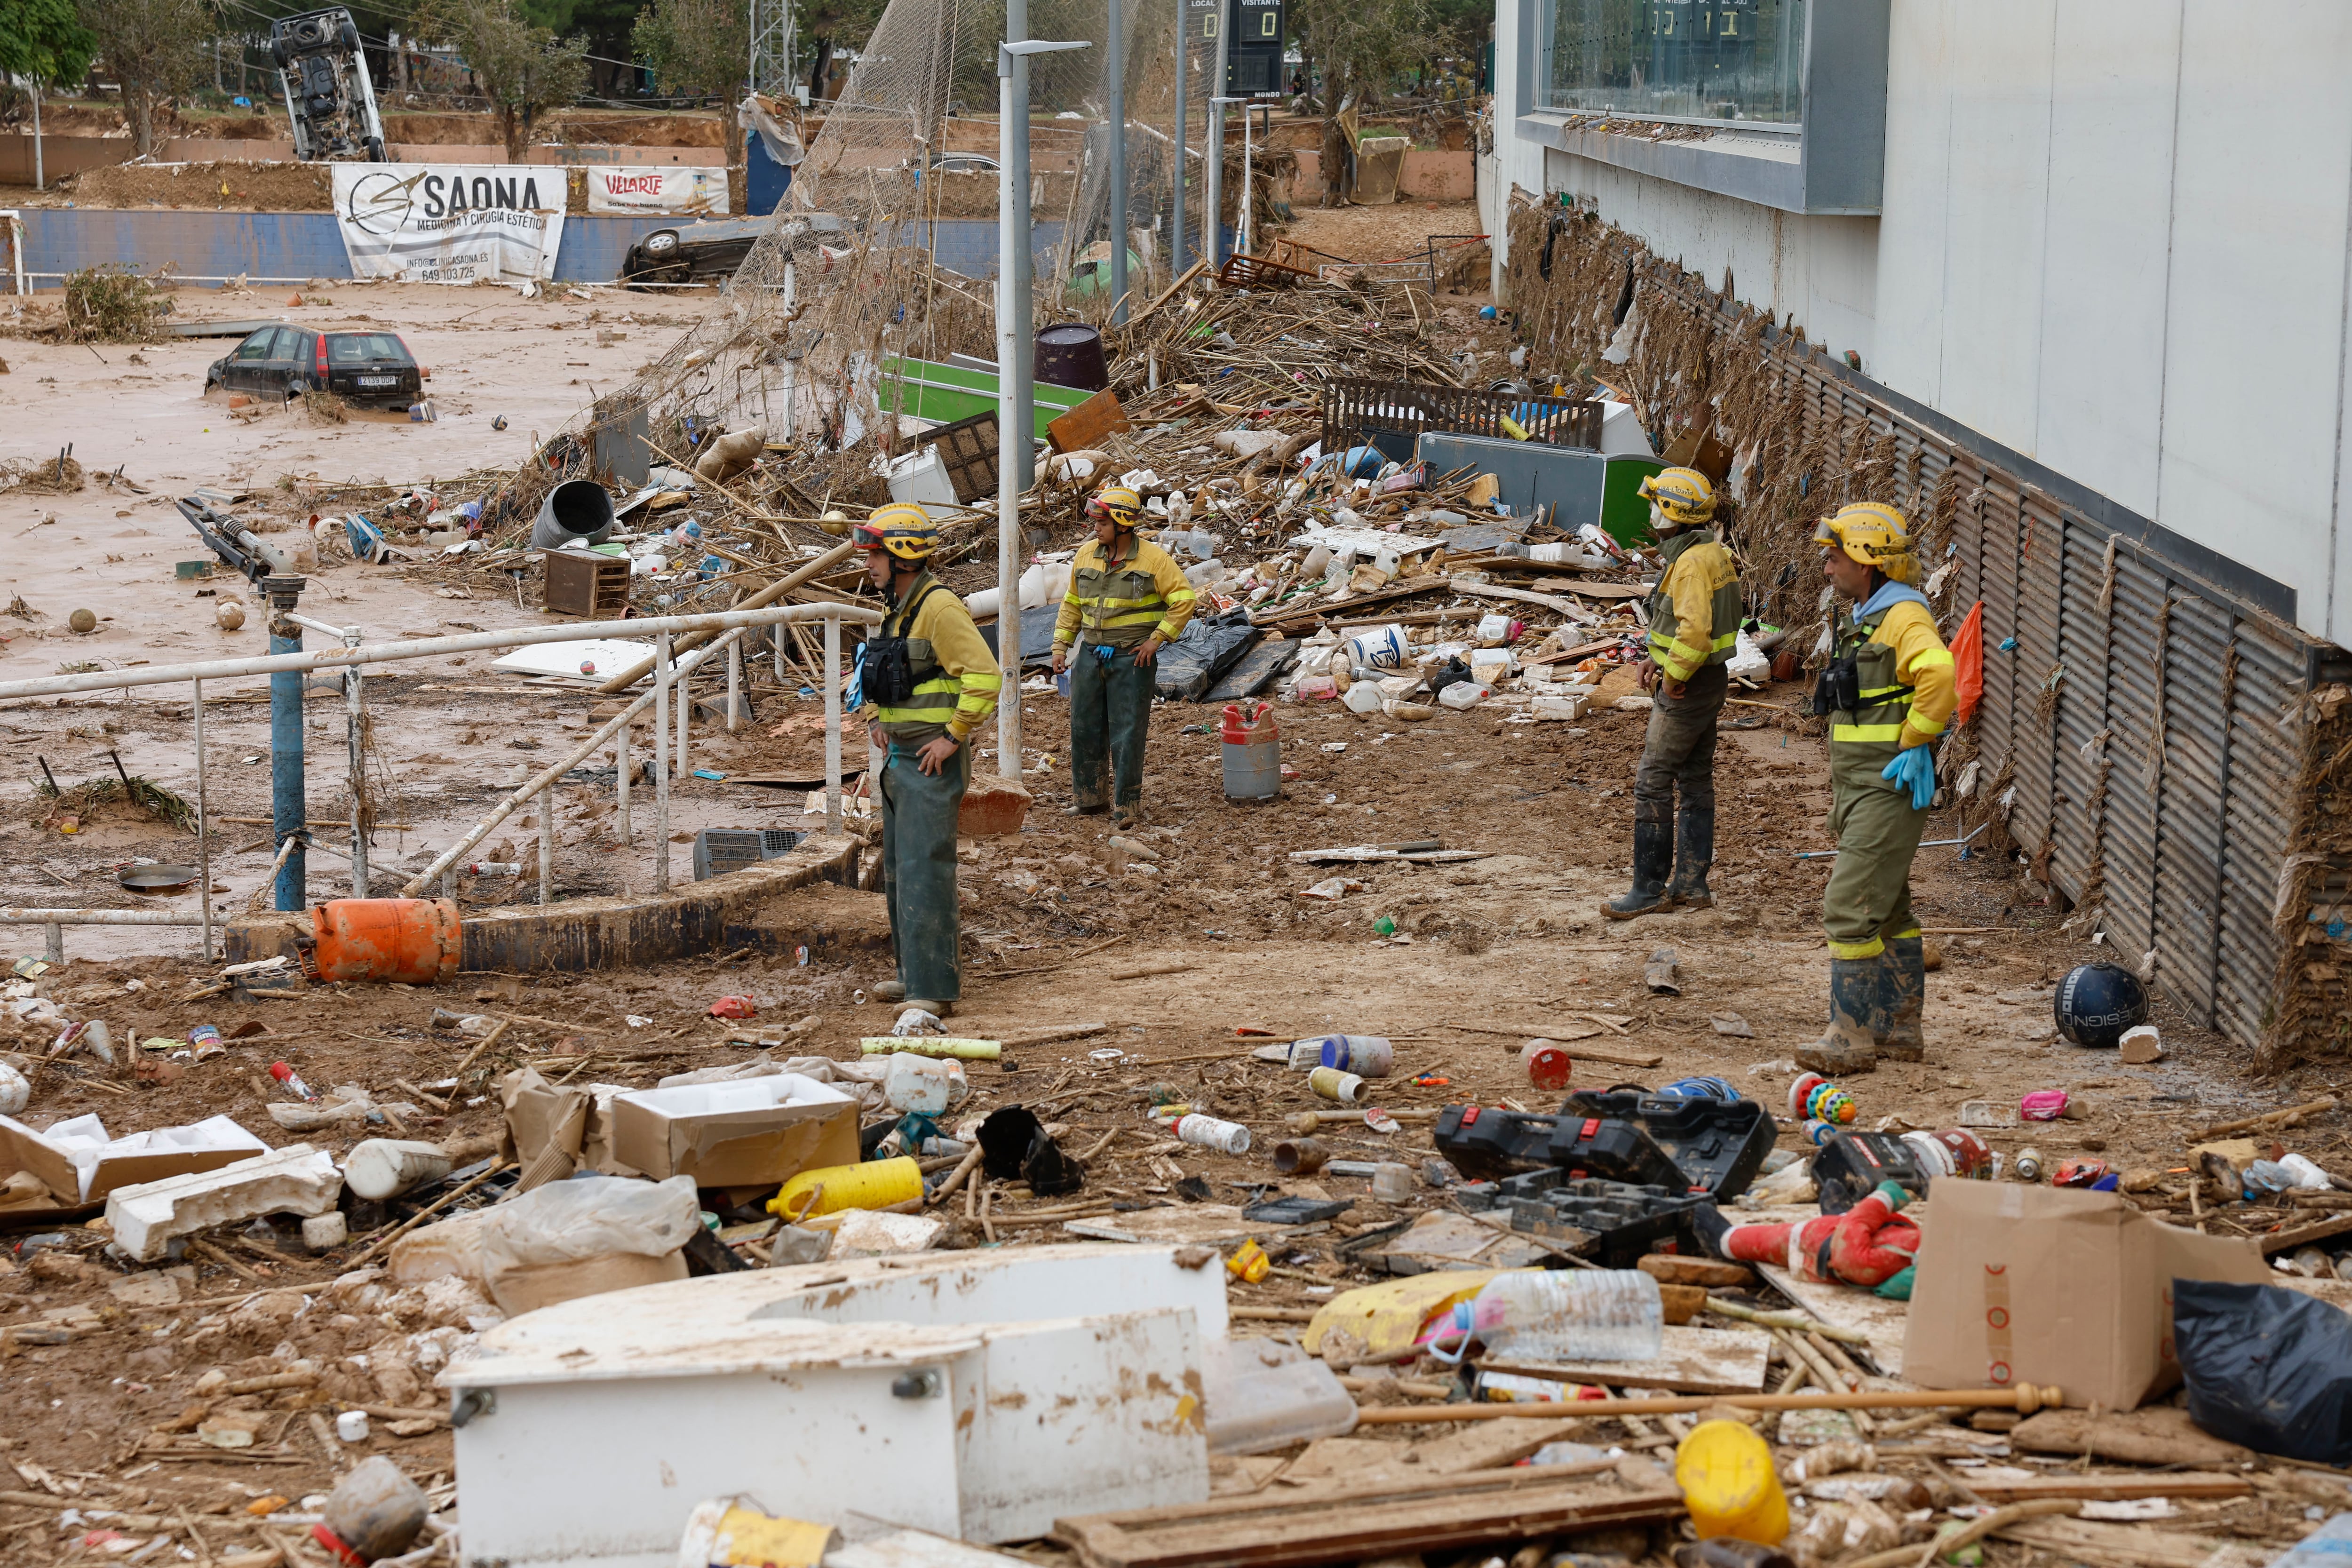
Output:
[617,714,632,842]
[1108,0,1127,325]
[45,923,62,963]
[343,632,368,899]
[591,540,858,696]
[0,907,208,926]
[676,640,691,778]
[0,602,875,704]
[1205,10,1228,270]
[538,784,554,906]
[266,584,305,912]
[727,639,743,732]
[825,612,842,832]
[999,9,1029,789]
[287,612,352,640]
[654,631,674,894]
[1788,824,1988,860]
[194,677,212,961]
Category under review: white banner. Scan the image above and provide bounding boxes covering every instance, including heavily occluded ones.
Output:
[585,167,730,216]
[330,164,565,284]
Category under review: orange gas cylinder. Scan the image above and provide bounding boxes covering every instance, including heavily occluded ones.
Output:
[312,899,461,985]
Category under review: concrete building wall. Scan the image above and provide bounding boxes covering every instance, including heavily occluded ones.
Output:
[1494,0,2352,645]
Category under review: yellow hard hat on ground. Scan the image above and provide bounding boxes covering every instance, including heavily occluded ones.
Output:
[1095,486,1144,530]
[1813,501,1918,584]
[1637,466,1716,527]
[853,502,936,561]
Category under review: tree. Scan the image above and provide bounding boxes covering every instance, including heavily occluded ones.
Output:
[1287,0,1433,114]
[76,0,211,155]
[0,0,96,183]
[412,0,591,159]
[631,0,748,159]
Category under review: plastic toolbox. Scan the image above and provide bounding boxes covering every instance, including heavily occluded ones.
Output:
[1432,1102,1692,1191]
[1558,1088,1775,1201]
[1454,1172,1711,1269]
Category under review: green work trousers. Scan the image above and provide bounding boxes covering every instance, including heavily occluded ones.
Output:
[1633,663,1727,827]
[1068,643,1156,812]
[1822,776,1929,958]
[880,741,969,1002]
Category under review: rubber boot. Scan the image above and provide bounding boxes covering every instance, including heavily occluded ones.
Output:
[905,999,955,1019]
[1112,800,1148,830]
[873,980,907,1003]
[1688,1199,1733,1260]
[1064,803,1108,817]
[1795,956,1883,1076]
[1879,935,1926,1061]
[1602,820,1676,920]
[1665,803,1714,909]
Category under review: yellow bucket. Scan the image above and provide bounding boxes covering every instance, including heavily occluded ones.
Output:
[766,1157,923,1219]
[1674,1419,1789,1544]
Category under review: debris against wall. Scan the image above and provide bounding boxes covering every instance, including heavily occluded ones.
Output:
[1503,194,2352,1067]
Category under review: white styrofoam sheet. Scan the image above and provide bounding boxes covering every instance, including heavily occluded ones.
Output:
[489,639,654,681]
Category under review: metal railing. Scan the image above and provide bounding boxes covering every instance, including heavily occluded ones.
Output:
[0,601,879,963]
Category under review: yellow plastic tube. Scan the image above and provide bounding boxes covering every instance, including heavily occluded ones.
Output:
[1675,1419,1789,1544]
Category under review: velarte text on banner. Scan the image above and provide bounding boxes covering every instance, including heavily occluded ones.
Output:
[330,164,565,284]
[586,167,731,216]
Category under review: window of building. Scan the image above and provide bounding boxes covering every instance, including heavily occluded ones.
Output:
[1539,0,1802,124]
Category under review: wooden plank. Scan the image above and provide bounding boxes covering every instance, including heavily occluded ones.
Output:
[1047,389,1133,454]
[1064,1205,1260,1247]
[1962,1472,2252,1504]
[2258,1211,2352,1255]
[1755,1262,1908,1377]
[1052,1459,1683,1568]
[1481,1325,1773,1396]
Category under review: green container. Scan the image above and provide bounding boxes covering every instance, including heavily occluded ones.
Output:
[877,356,1094,441]
[1600,453,1667,548]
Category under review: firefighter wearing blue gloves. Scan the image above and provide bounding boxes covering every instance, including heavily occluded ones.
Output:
[1802,502,1956,1075]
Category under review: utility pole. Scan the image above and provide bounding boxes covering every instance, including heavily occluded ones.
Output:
[998,27,1089,781]
[1108,0,1127,323]
[1170,0,1186,276]
[1203,0,1229,269]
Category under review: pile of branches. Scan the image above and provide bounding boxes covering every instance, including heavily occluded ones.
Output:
[56,265,173,344]
[0,453,86,494]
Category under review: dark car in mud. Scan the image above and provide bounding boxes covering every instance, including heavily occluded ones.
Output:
[204,326,424,407]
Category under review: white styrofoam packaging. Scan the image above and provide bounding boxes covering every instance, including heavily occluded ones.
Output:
[443,1244,1225,1567]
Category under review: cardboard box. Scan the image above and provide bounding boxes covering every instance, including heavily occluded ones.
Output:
[0,1113,268,1210]
[1904,1180,2273,1410]
[607,1073,858,1188]
[487,1248,690,1317]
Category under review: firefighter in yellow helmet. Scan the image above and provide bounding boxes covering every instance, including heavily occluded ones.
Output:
[1801,501,1956,1074]
[1052,485,1198,827]
[1603,467,1743,919]
[854,504,1003,1017]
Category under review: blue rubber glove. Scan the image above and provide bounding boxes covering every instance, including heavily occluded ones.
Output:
[1881,744,1935,809]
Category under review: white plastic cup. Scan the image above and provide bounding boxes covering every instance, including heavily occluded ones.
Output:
[335,1409,370,1443]
[1175,1114,1251,1155]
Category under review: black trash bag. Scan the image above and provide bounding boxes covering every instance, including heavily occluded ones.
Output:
[2174,1279,2352,1465]
[976,1105,1083,1198]
[1154,609,1261,702]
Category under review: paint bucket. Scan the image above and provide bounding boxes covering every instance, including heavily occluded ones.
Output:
[1034,322,1111,391]
[1313,1034,1395,1077]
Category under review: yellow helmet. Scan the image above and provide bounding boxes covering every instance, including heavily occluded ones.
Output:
[1094,485,1143,530]
[1813,501,1918,584]
[853,502,935,561]
[1637,466,1716,527]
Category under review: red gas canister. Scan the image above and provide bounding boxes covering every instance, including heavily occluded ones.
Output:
[1220,700,1282,801]
[311,899,460,985]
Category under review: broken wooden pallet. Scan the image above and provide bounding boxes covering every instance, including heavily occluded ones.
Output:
[1963,1472,2252,1504]
[1052,1457,1683,1568]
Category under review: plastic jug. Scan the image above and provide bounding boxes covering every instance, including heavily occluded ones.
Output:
[882,1052,969,1116]
[1449,1269,1663,1362]
[1675,1420,1789,1544]
[1221,701,1283,801]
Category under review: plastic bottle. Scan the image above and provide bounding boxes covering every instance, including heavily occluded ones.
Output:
[2014,1146,2045,1183]
[1175,1114,1251,1155]
[1675,1419,1790,1545]
[1308,1067,1369,1106]
[1450,1269,1664,1363]
[2279,1153,2335,1191]
[1310,1035,1394,1077]
[270,1060,320,1103]
[766,1156,922,1218]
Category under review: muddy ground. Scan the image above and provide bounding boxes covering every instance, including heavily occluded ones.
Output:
[0,203,2347,1564]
